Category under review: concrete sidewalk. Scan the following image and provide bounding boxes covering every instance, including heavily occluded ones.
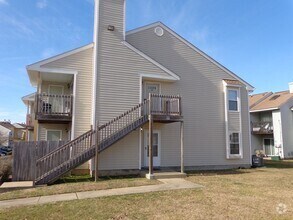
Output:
[0,178,203,209]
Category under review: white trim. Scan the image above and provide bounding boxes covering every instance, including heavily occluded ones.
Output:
[144,129,161,167]
[48,85,64,95]
[71,73,78,140]
[46,129,63,141]
[250,107,279,113]
[126,22,254,91]
[247,90,253,165]
[28,67,78,75]
[228,131,243,159]
[140,73,177,82]
[227,88,240,112]
[223,81,243,159]
[123,0,126,41]
[122,41,180,81]
[92,0,100,127]
[27,43,94,70]
[223,81,229,159]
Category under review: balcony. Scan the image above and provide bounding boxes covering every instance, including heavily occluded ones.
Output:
[251,121,273,134]
[35,94,73,123]
[26,114,34,129]
[148,94,183,123]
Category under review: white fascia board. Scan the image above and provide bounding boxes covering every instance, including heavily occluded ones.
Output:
[122,41,180,81]
[250,107,279,113]
[27,67,78,75]
[26,43,94,70]
[140,73,177,82]
[127,22,254,91]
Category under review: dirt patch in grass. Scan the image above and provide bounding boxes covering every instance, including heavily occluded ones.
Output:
[0,175,160,201]
[1,160,293,219]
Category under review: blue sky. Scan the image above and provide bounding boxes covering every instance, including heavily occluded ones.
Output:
[0,0,292,123]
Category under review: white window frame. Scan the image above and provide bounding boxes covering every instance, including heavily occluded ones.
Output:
[46,129,63,141]
[228,89,240,112]
[228,131,242,159]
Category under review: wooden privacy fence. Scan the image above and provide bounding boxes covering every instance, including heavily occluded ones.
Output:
[13,141,67,181]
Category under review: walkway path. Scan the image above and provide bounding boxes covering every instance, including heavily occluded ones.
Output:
[0,179,202,209]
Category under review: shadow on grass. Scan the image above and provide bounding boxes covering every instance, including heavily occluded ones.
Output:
[54,174,142,185]
[264,159,293,169]
[186,168,251,177]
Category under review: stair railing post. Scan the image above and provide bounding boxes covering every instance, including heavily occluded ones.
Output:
[148,93,154,178]
[95,122,99,182]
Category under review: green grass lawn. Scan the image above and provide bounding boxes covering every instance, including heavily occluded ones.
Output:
[1,160,293,219]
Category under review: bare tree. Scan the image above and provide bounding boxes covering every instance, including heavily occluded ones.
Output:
[0,131,9,146]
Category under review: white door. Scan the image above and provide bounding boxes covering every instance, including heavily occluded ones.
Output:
[47,130,62,141]
[49,85,64,113]
[144,83,160,113]
[144,131,161,167]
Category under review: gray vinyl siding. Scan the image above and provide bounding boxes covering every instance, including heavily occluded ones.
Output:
[127,25,251,166]
[280,101,293,158]
[41,48,93,138]
[95,0,174,170]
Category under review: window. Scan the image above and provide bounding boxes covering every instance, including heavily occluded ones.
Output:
[229,132,240,155]
[47,130,62,141]
[228,90,238,111]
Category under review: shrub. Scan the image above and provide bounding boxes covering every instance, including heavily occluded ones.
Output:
[0,156,12,183]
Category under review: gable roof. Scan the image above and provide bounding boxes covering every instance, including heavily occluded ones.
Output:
[126,21,254,91]
[26,44,93,87]
[27,43,94,70]
[22,92,36,105]
[250,91,293,112]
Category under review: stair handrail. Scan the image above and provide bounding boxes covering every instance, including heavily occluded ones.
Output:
[37,99,149,162]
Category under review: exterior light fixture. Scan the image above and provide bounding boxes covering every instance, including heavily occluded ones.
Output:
[107,25,115,31]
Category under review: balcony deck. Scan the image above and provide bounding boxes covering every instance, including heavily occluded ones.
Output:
[251,121,273,135]
[35,94,73,123]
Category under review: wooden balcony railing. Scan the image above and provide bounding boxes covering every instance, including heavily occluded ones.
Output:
[36,94,73,122]
[149,94,182,116]
[251,121,273,134]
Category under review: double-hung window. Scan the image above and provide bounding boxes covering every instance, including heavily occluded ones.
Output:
[229,132,240,155]
[228,90,238,111]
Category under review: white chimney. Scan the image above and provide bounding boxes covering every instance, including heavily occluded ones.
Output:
[289,82,293,93]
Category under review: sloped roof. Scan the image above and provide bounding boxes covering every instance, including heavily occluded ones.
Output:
[250,91,293,112]
[0,122,14,131]
[249,92,273,108]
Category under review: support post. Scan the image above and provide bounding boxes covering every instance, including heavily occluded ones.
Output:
[149,115,153,176]
[147,93,154,179]
[180,121,184,173]
[95,122,99,182]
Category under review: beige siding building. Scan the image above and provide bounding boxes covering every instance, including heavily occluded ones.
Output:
[23,0,254,180]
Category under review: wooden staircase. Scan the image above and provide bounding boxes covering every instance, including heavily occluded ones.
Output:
[35,95,182,185]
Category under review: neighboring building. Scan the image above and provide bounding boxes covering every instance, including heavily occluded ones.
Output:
[0,121,26,146]
[22,92,36,141]
[22,0,254,182]
[249,83,293,158]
